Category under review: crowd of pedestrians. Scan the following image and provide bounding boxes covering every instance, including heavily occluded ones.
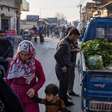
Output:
[0,26,80,112]
[20,25,45,44]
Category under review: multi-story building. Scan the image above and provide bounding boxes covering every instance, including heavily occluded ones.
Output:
[0,0,29,34]
[102,0,112,17]
[0,0,22,33]
[93,0,112,17]
[81,2,97,23]
[81,0,112,23]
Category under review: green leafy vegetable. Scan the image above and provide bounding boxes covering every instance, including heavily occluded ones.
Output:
[81,39,112,69]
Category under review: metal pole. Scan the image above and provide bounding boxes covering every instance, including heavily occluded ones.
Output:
[80,4,82,22]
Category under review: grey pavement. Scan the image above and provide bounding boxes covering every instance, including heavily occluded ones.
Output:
[33,37,81,112]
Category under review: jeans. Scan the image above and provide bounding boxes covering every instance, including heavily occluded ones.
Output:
[55,64,69,101]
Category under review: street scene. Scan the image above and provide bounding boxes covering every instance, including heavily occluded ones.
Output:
[35,37,81,112]
[0,0,112,112]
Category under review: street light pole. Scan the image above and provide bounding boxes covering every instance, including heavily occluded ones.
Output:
[79,4,82,22]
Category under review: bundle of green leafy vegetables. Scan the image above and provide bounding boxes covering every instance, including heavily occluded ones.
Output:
[81,39,112,69]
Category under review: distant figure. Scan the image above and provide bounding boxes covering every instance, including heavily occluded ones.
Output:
[32,25,38,43]
[21,30,32,41]
[39,26,44,43]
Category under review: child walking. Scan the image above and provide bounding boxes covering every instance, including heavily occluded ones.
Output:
[32,84,70,112]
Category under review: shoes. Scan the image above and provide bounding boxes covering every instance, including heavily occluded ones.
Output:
[64,101,74,107]
[66,94,72,100]
[68,91,80,97]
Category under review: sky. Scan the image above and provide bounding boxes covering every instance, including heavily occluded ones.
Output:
[21,0,92,21]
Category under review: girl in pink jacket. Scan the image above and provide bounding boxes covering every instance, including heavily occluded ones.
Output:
[7,40,45,112]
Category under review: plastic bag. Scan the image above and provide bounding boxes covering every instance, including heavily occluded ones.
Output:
[87,55,104,70]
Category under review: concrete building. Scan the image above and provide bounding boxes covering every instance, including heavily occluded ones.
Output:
[81,0,112,23]
[93,0,112,17]
[81,2,97,23]
[0,0,22,34]
[0,0,29,34]
[100,0,112,17]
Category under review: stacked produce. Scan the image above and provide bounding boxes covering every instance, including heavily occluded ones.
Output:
[81,39,112,70]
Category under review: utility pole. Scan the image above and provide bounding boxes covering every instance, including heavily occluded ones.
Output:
[77,0,86,33]
[78,0,85,22]
[79,4,82,23]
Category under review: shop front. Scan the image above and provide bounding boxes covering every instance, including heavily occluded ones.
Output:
[1,13,10,32]
[0,5,17,36]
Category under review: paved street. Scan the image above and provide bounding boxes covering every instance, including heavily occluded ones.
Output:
[2,0,112,112]
[33,37,81,112]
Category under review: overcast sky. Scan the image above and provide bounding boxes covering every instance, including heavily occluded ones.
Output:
[21,0,92,21]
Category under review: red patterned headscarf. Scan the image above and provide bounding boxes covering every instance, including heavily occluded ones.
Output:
[7,40,36,84]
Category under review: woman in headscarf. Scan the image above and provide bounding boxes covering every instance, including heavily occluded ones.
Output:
[7,40,45,112]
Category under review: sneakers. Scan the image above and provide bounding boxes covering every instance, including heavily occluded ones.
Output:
[66,94,72,100]
[68,91,80,97]
[64,100,74,107]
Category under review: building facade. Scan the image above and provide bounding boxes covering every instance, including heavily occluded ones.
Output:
[0,0,22,34]
[0,0,30,34]
[93,0,112,17]
[81,2,97,23]
[81,0,112,23]
[101,0,112,17]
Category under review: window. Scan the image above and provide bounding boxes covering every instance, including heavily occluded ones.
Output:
[96,27,112,39]
[106,27,112,39]
[96,28,105,38]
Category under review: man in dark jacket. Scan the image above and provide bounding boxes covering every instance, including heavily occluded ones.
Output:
[54,27,80,106]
